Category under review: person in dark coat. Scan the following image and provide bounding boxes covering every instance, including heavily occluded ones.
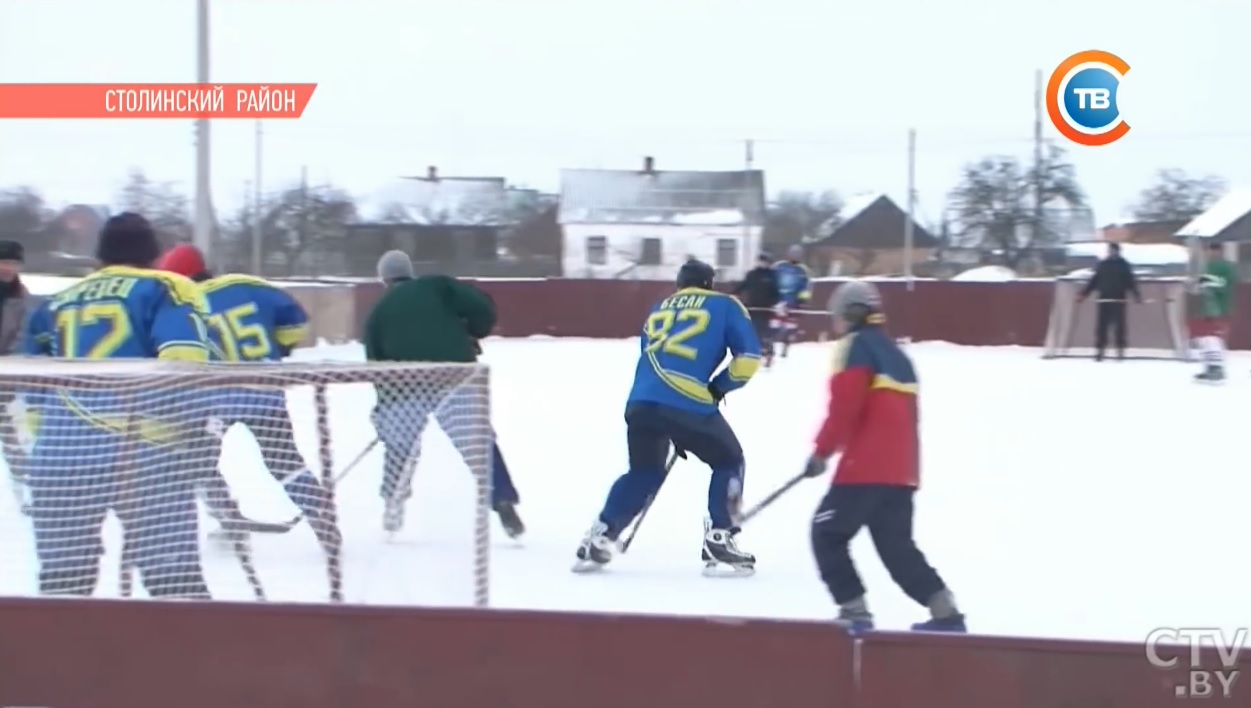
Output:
[0,240,32,512]
[365,250,524,539]
[734,253,782,367]
[1078,242,1142,361]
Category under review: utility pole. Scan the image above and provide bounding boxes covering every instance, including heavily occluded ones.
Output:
[252,120,263,275]
[193,0,213,263]
[905,128,916,291]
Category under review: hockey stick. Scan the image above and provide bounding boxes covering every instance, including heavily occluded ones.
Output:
[619,446,680,553]
[738,471,807,525]
[281,436,380,529]
[231,536,266,601]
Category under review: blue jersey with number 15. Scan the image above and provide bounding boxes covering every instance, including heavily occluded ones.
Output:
[200,274,308,362]
[627,288,762,414]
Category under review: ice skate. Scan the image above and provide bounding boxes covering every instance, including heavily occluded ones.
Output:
[701,525,755,577]
[1195,365,1225,383]
[382,497,406,535]
[833,599,875,633]
[571,520,615,573]
[494,501,525,540]
[911,591,967,632]
[911,614,968,633]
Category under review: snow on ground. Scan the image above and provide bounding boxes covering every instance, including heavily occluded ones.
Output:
[1,338,1247,643]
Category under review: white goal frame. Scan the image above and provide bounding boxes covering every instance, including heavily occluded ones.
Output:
[0,357,492,607]
[1042,276,1190,360]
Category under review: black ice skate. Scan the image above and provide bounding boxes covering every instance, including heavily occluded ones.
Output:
[571,521,615,573]
[494,501,525,539]
[1195,365,1226,383]
[701,524,755,578]
[382,497,406,535]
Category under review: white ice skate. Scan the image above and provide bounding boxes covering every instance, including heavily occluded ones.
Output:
[571,521,615,574]
[382,497,406,536]
[701,520,755,578]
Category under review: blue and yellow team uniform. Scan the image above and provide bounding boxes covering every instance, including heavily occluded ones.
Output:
[198,274,314,483]
[773,260,812,309]
[201,274,308,363]
[21,266,211,588]
[599,287,762,536]
[627,288,762,413]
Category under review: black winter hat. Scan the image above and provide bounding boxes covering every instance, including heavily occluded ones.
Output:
[0,240,23,262]
[96,212,161,267]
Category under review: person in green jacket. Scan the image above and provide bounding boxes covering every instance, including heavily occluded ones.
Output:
[365,250,524,538]
[1193,241,1238,382]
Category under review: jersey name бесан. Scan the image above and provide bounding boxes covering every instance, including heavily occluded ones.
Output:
[626,287,762,413]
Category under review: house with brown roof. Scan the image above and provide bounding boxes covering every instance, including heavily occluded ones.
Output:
[557,157,766,280]
[1098,218,1190,244]
[807,194,938,276]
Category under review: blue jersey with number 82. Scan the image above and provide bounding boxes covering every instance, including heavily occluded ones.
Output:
[201,274,308,362]
[626,287,762,413]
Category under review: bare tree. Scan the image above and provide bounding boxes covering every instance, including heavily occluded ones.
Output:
[258,184,357,275]
[0,187,51,244]
[763,190,843,251]
[115,169,191,247]
[1129,169,1226,223]
[947,143,1085,269]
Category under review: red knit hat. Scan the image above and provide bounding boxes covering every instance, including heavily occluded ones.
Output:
[158,243,207,279]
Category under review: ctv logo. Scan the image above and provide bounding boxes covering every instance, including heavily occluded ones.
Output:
[1046,49,1130,146]
[1146,627,1245,699]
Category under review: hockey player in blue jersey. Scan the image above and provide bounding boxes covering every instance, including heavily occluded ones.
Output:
[22,213,213,598]
[573,259,762,575]
[157,244,341,565]
[773,244,813,358]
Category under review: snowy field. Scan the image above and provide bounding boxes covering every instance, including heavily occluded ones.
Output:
[1,336,1247,643]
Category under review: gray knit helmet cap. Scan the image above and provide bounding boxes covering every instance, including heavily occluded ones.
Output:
[828,279,882,325]
[377,249,414,282]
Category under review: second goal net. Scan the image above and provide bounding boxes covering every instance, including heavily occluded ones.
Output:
[0,357,492,607]
[1042,276,1190,360]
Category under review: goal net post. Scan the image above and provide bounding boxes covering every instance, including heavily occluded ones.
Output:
[1042,276,1190,360]
[0,358,492,607]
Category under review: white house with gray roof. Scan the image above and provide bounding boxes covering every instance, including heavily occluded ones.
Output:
[557,157,766,280]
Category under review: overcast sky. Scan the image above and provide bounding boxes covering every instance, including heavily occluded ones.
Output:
[1,0,1247,226]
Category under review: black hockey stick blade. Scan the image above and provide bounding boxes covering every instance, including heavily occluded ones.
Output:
[739,472,807,525]
[619,447,680,553]
[229,515,303,534]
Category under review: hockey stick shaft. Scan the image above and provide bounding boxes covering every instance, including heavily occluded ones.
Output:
[739,472,807,525]
[619,447,680,553]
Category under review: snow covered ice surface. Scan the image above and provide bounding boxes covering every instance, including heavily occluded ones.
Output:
[1,338,1247,644]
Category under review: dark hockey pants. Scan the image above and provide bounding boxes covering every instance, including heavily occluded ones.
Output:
[598,402,744,535]
[810,484,946,606]
[1094,301,1127,357]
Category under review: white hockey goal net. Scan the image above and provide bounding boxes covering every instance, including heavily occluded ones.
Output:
[0,358,491,607]
[1042,276,1190,360]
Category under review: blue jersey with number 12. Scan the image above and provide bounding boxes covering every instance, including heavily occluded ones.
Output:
[200,274,308,362]
[626,287,762,414]
[24,266,210,361]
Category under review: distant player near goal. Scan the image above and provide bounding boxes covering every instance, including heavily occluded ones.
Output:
[365,250,525,538]
[156,244,342,560]
[21,213,213,598]
[1192,241,1238,383]
[773,245,812,359]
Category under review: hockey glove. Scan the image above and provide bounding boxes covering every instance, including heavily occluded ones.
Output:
[802,453,829,478]
[707,380,727,405]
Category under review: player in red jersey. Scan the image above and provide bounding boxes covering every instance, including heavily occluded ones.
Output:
[802,279,966,633]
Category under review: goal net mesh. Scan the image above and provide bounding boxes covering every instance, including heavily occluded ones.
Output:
[0,358,491,607]
[1042,277,1190,360]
